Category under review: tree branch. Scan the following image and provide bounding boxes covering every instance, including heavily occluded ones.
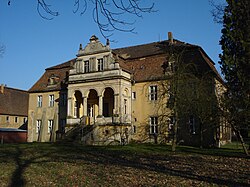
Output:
[7,0,154,38]
[209,0,226,24]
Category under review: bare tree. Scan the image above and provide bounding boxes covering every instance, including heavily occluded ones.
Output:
[150,45,224,151]
[7,0,155,38]
[209,0,226,24]
[0,44,5,58]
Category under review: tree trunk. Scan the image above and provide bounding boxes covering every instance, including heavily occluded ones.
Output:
[232,125,249,156]
[171,119,178,152]
[200,122,203,149]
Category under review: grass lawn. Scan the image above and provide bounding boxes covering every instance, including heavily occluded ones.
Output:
[0,142,249,187]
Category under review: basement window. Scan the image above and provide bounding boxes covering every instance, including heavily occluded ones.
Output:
[6,116,9,123]
[15,117,18,123]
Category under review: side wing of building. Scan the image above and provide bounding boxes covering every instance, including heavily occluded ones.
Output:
[0,85,29,129]
[28,59,75,142]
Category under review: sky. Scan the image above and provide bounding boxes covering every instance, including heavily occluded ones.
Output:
[0,0,225,90]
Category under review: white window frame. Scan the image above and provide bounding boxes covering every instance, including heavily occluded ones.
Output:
[149,85,157,101]
[74,101,78,118]
[36,120,41,133]
[97,58,104,71]
[48,120,53,133]
[49,94,54,107]
[37,95,42,107]
[84,60,90,73]
[124,99,127,114]
[132,92,136,100]
[149,117,158,134]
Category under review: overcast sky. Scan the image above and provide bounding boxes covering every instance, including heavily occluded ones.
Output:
[0,0,225,90]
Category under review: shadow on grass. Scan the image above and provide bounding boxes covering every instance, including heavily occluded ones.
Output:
[3,143,250,186]
[7,144,55,187]
[176,145,249,158]
[52,143,250,186]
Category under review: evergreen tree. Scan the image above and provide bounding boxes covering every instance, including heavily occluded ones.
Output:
[219,0,250,154]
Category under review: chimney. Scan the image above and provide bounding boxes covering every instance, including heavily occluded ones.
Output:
[0,84,4,94]
[168,32,173,44]
[79,43,82,50]
[106,38,110,46]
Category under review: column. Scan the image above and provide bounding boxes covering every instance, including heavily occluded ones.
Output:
[98,95,103,117]
[83,97,88,116]
[67,97,73,117]
[114,93,119,115]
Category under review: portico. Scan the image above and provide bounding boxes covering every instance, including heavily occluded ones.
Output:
[66,35,132,128]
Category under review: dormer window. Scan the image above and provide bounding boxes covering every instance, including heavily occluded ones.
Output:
[98,58,104,71]
[84,60,90,73]
[49,78,55,85]
[48,74,59,86]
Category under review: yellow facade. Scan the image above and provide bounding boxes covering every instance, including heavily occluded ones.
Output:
[131,81,171,143]
[27,35,230,146]
[0,114,27,129]
[28,91,66,142]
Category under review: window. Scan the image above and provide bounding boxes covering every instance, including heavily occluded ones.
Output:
[149,117,158,134]
[49,94,54,107]
[36,120,42,133]
[189,116,196,134]
[168,116,175,134]
[124,99,127,114]
[23,117,27,123]
[15,117,18,123]
[132,92,136,100]
[84,60,90,73]
[97,58,104,71]
[87,104,94,117]
[149,86,157,100]
[61,93,67,106]
[168,61,174,72]
[133,125,136,134]
[6,116,9,123]
[74,101,78,118]
[37,95,42,107]
[48,120,53,133]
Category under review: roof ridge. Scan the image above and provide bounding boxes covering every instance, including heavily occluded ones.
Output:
[3,86,28,93]
[113,39,190,51]
[46,58,76,70]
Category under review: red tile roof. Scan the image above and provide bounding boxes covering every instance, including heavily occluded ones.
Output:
[113,40,223,83]
[0,87,29,116]
[29,39,223,92]
[29,59,75,93]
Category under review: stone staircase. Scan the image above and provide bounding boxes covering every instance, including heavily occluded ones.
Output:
[60,116,96,143]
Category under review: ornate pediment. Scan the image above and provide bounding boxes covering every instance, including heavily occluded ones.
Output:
[77,35,110,56]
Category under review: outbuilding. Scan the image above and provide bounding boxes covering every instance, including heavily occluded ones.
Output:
[0,128,27,143]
